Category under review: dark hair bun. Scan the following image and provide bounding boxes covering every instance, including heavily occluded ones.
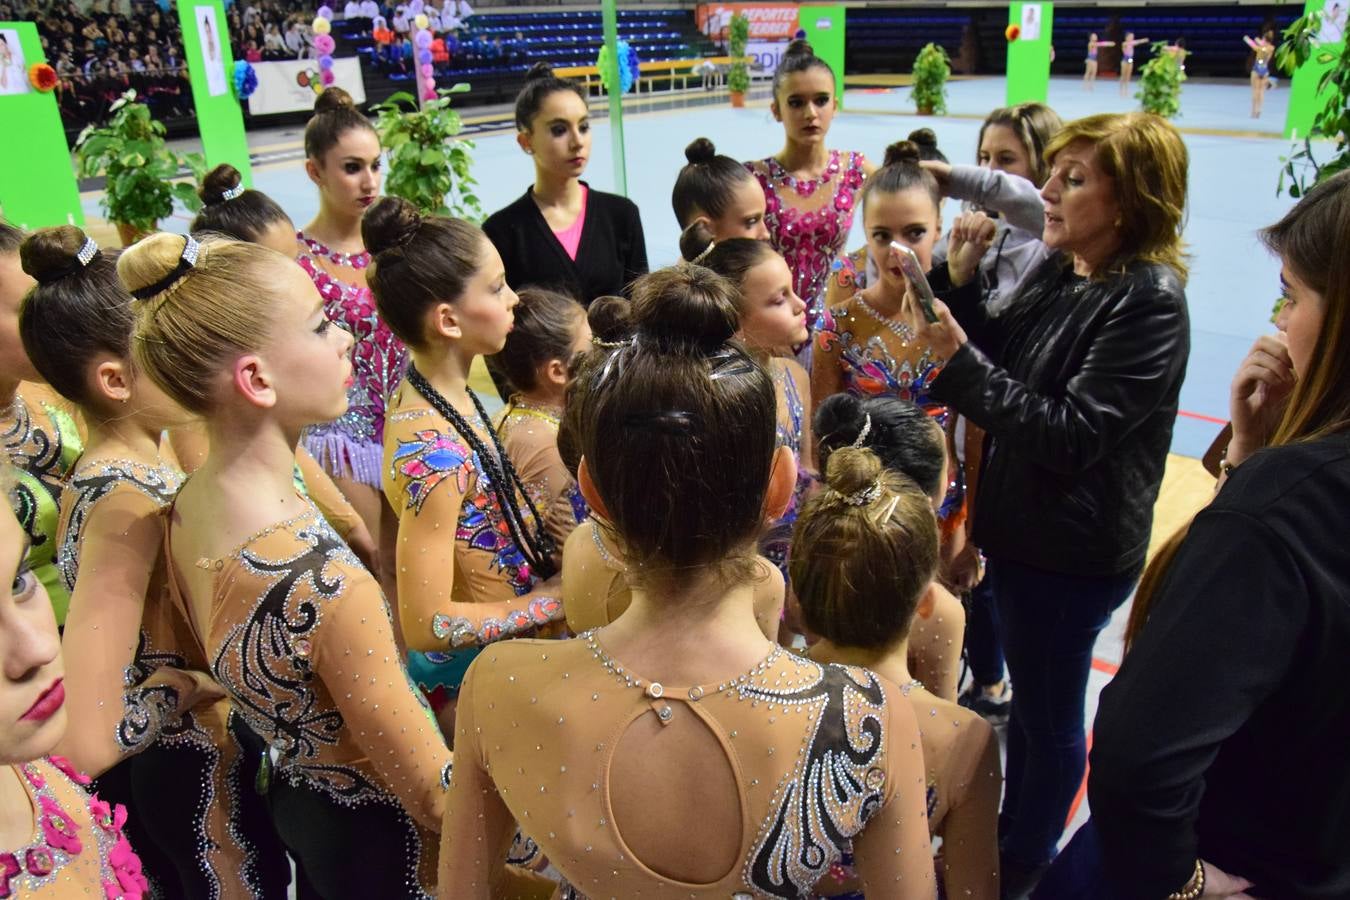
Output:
[633,266,738,353]
[19,225,92,286]
[908,128,938,152]
[823,446,884,497]
[784,38,814,59]
[814,392,867,449]
[524,61,554,83]
[678,219,716,263]
[313,85,356,114]
[199,163,243,206]
[685,137,717,165]
[587,295,634,344]
[361,196,421,256]
[883,140,922,168]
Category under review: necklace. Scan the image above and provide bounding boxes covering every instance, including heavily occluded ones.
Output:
[855,294,914,342]
[900,679,923,696]
[404,364,558,580]
[589,519,624,571]
[504,396,561,428]
[297,231,371,270]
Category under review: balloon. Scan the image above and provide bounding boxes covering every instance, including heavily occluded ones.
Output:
[312,16,331,34]
[422,87,437,100]
[414,29,432,48]
[314,33,335,54]
[408,0,423,12]
[319,55,334,70]
[413,13,428,30]
[321,69,336,85]
[317,5,333,19]
[417,48,432,64]
[420,62,433,76]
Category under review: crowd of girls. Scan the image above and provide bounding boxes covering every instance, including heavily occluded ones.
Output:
[0,34,1347,900]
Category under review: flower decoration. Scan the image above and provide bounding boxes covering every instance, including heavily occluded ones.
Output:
[232,60,258,100]
[38,795,82,856]
[105,835,148,900]
[88,795,129,835]
[28,63,57,92]
[1005,24,1021,41]
[47,755,90,786]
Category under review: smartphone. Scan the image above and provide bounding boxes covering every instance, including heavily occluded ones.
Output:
[890,241,940,324]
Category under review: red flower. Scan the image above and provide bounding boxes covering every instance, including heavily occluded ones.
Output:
[88,795,128,834]
[48,755,91,786]
[38,795,82,855]
[24,847,54,877]
[1005,24,1021,41]
[105,835,148,900]
[28,63,57,92]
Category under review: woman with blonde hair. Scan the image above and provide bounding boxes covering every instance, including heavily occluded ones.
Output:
[918,111,1190,895]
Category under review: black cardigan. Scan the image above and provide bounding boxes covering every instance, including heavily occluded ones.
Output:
[1090,431,1350,899]
[482,183,648,305]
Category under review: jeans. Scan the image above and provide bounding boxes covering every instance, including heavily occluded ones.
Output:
[990,557,1139,868]
[965,573,1005,687]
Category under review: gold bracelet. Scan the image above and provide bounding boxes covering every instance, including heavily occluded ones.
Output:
[1167,859,1206,900]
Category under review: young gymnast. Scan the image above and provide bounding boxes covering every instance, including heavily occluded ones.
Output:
[794,446,1000,900]
[1244,31,1276,117]
[19,225,288,897]
[1083,33,1114,90]
[672,136,769,243]
[120,231,451,897]
[1118,32,1151,95]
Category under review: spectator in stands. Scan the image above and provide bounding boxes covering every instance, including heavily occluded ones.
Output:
[393,6,410,35]
[127,47,146,71]
[143,44,163,70]
[344,0,361,19]
[284,20,304,57]
[360,0,379,21]
[263,23,286,59]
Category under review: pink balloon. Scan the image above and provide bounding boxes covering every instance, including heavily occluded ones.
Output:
[419,63,433,77]
[314,33,335,54]
[321,69,336,86]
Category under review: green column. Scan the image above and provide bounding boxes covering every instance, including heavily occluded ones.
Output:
[177,0,252,184]
[801,5,846,107]
[0,22,83,228]
[1284,0,1343,140]
[600,0,627,196]
[1006,2,1055,106]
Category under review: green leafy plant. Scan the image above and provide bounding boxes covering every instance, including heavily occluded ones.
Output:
[1274,10,1350,198]
[74,90,205,233]
[1135,41,1187,118]
[373,85,482,220]
[727,12,750,95]
[909,43,950,115]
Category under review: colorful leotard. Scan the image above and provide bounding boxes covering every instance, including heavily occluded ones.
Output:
[2,384,83,625]
[1254,58,1270,77]
[747,150,868,341]
[762,361,812,576]
[494,397,588,549]
[297,232,409,488]
[0,756,148,900]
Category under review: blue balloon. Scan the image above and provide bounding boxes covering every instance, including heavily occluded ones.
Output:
[418,48,433,64]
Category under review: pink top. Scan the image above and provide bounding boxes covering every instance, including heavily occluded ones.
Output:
[552,185,588,261]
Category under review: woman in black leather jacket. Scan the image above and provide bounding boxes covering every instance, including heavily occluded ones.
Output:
[916,111,1191,896]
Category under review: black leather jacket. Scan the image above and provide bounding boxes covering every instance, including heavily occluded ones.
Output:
[930,256,1190,578]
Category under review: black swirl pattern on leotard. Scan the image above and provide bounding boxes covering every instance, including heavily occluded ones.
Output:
[745,664,889,899]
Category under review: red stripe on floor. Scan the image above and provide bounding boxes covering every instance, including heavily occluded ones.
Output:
[1091,657,1119,676]
[1067,731,1094,827]
[1177,409,1227,425]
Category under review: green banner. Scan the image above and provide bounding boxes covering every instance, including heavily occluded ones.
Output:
[801,5,847,107]
[1284,0,1344,140]
[1006,2,1055,106]
[177,0,252,184]
[0,22,83,229]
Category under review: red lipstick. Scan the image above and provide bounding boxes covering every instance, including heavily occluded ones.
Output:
[21,679,64,723]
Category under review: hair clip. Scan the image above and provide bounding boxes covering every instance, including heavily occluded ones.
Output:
[130,234,201,301]
[220,184,245,201]
[842,478,882,507]
[75,236,99,267]
[691,240,715,265]
[590,336,632,350]
[873,493,901,524]
[851,412,872,448]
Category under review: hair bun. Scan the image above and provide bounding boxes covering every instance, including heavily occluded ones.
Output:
[784,38,814,59]
[199,163,243,206]
[313,85,356,115]
[587,295,634,344]
[524,61,554,83]
[684,137,717,165]
[116,231,197,299]
[883,140,922,168]
[633,266,738,353]
[814,392,867,448]
[823,446,884,497]
[19,225,95,286]
[361,196,421,256]
[678,219,716,263]
[908,128,938,151]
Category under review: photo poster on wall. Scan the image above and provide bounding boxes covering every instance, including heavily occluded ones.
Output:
[0,21,83,228]
[177,0,251,183]
[1006,1,1054,106]
[1020,3,1042,42]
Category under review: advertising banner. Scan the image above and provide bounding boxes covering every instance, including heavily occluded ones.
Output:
[248,57,366,115]
[696,3,800,41]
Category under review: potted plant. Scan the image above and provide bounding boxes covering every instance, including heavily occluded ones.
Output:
[74,90,205,246]
[727,12,750,108]
[1274,10,1350,197]
[1136,41,1187,119]
[373,85,482,220]
[909,43,951,115]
